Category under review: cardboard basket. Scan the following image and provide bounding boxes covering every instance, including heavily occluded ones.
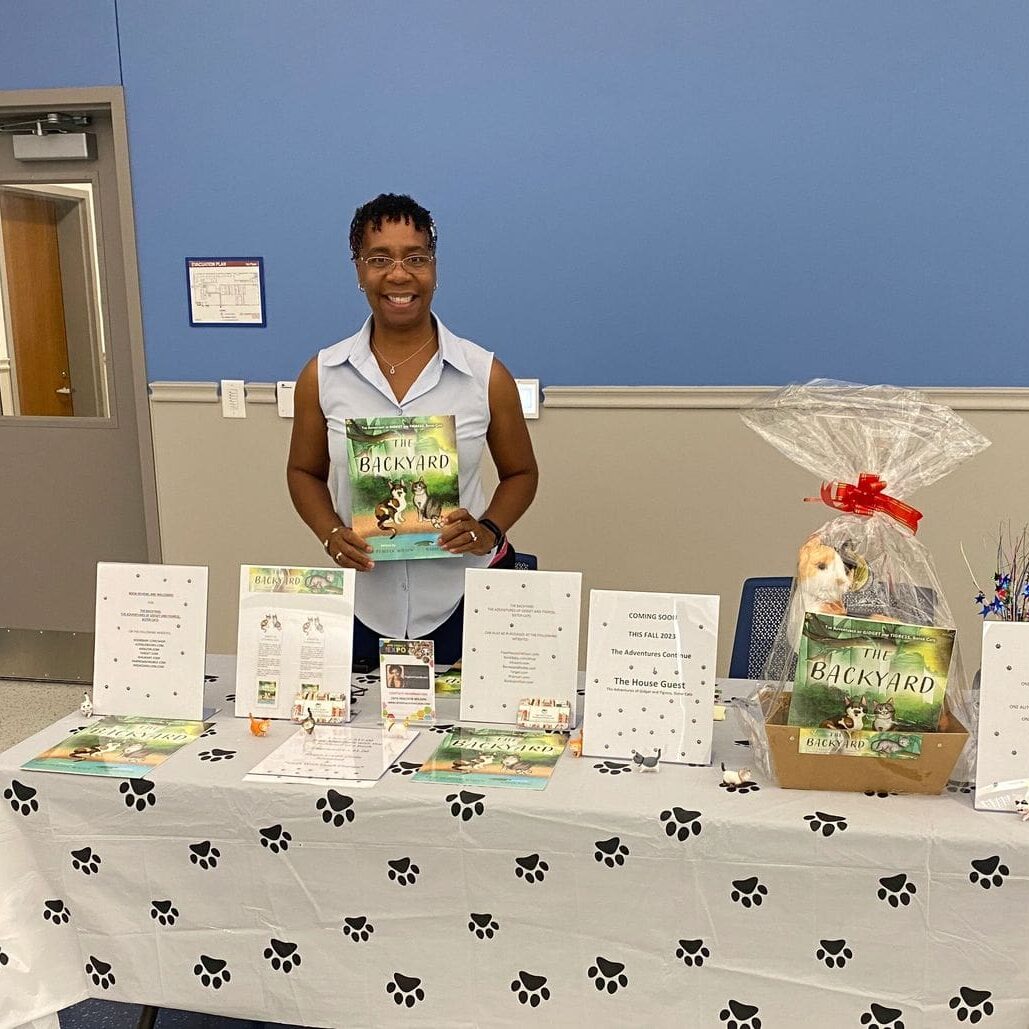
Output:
[764,692,968,794]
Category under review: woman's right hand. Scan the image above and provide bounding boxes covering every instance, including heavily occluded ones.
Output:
[325,526,375,571]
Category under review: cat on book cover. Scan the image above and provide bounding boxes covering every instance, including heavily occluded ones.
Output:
[374,480,407,537]
[871,699,897,731]
[411,478,445,528]
[821,694,869,731]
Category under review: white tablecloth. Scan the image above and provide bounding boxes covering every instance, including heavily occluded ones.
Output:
[2,657,1028,1029]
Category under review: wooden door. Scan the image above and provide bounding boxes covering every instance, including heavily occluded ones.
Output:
[0,191,73,416]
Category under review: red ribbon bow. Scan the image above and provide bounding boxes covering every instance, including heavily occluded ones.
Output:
[806,472,922,534]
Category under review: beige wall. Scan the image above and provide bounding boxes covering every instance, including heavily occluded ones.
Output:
[150,383,1029,677]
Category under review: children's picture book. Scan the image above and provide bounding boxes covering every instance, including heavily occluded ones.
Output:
[22,716,211,778]
[380,639,435,726]
[412,727,566,790]
[788,612,956,732]
[435,664,462,695]
[345,415,460,561]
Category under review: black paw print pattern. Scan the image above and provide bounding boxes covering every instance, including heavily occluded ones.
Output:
[204,674,219,682]
[343,915,374,942]
[730,876,768,908]
[948,987,994,1023]
[676,939,710,967]
[264,939,301,973]
[189,841,220,869]
[510,970,551,1007]
[593,760,632,776]
[877,873,916,908]
[198,748,236,762]
[389,760,422,776]
[85,956,115,989]
[0,947,7,966]
[947,780,975,795]
[446,790,486,821]
[42,900,70,924]
[587,956,628,994]
[223,692,235,701]
[3,780,39,816]
[386,972,425,1008]
[719,779,761,795]
[429,723,455,734]
[864,790,896,799]
[387,857,420,886]
[594,836,629,867]
[660,807,703,842]
[200,726,217,738]
[514,853,549,884]
[119,780,156,812]
[316,789,355,827]
[193,955,231,989]
[68,726,89,735]
[816,939,852,968]
[150,900,178,926]
[719,999,762,1028]
[259,824,292,853]
[969,856,1008,890]
[860,1002,905,1028]
[803,811,848,837]
[468,912,499,939]
[71,846,101,875]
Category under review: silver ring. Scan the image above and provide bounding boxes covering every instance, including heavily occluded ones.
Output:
[470,530,478,543]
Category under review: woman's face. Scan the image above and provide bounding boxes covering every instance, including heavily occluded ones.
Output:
[355,219,436,333]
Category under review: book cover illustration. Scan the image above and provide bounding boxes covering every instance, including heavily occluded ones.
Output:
[379,638,435,725]
[788,612,955,733]
[412,727,567,790]
[22,716,211,778]
[436,664,462,695]
[345,416,459,561]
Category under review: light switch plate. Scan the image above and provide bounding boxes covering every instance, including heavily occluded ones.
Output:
[220,379,246,418]
[276,380,295,418]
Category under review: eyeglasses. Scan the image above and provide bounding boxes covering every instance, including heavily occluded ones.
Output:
[357,253,435,273]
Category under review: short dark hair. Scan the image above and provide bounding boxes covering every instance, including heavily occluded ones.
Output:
[349,193,437,260]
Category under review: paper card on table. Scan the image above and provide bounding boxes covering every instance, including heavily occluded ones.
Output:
[975,621,1029,811]
[379,639,436,725]
[245,725,418,783]
[22,716,211,779]
[459,569,581,724]
[582,590,719,764]
[234,566,355,720]
[93,563,208,719]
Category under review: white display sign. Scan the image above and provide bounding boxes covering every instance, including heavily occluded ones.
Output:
[92,562,209,720]
[582,590,719,764]
[975,621,1029,811]
[234,566,355,721]
[460,569,582,723]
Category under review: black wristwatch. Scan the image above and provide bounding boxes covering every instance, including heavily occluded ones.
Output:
[478,517,506,551]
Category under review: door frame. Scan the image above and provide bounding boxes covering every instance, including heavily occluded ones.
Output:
[0,86,161,561]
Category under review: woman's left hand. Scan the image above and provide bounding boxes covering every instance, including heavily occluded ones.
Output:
[438,509,495,556]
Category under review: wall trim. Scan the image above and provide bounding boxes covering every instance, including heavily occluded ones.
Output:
[541,385,1029,411]
[149,382,1029,412]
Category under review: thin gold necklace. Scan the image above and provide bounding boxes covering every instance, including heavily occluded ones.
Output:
[371,330,436,375]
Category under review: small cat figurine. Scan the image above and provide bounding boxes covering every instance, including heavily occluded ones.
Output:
[630,748,661,772]
[822,695,867,732]
[872,699,896,732]
[374,480,407,537]
[411,478,444,528]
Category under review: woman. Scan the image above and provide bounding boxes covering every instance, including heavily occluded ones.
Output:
[287,193,538,665]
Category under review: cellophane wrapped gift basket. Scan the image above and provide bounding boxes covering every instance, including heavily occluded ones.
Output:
[732,381,990,793]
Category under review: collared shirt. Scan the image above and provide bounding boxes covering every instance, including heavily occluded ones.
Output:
[318,314,494,639]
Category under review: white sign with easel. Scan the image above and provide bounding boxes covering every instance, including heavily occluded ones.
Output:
[459,569,582,724]
[92,562,209,720]
[582,589,719,764]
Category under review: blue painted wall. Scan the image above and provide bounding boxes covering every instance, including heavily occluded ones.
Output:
[3,2,1029,386]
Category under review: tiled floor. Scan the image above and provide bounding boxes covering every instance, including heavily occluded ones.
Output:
[0,680,81,752]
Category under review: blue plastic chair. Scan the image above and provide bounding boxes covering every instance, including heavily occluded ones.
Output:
[513,552,538,570]
[728,576,793,680]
